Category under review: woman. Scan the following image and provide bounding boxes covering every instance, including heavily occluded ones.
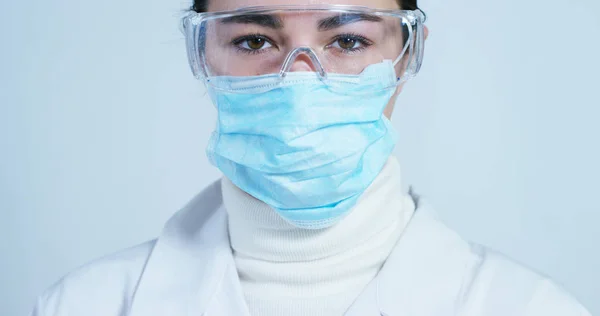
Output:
[32,0,591,315]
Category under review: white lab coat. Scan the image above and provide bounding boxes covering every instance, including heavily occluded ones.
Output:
[32,180,591,316]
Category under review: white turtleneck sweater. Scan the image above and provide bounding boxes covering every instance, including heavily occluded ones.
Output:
[221,156,415,316]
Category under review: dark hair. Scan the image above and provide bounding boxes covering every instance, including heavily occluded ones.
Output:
[191,0,420,12]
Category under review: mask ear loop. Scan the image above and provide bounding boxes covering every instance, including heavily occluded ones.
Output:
[392,21,412,67]
[392,17,414,83]
[279,47,328,81]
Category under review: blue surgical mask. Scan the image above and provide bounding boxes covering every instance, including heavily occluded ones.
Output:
[206,61,399,229]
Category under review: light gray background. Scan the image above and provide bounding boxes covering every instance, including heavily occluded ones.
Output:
[1,0,598,315]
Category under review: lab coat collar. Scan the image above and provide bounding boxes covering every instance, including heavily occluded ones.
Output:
[346,201,477,316]
[129,181,477,316]
[128,180,248,316]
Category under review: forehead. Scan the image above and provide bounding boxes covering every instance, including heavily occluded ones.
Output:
[208,0,400,12]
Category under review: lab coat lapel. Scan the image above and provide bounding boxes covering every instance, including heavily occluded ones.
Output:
[128,181,250,316]
[346,202,480,316]
[128,181,478,316]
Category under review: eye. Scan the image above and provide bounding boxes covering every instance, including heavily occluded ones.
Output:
[335,37,361,50]
[233,35,274,51]
[329,34,373,52]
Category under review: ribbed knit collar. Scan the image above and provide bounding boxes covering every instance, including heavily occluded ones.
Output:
[222,155,415,263]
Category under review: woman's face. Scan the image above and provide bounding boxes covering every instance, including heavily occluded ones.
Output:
[206,0,424,118]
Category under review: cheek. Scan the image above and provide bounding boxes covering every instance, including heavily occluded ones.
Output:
[383,84,405,119]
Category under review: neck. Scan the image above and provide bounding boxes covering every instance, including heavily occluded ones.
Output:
[221,156,415,316]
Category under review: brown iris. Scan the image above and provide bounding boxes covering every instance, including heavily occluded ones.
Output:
[337,37,357,50]
[247,37,266,50]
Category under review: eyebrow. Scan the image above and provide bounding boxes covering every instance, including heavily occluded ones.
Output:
[317,13,383,31]
[219,12,382,31]
[220,14,284,29]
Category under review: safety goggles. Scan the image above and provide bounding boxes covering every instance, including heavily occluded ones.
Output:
[182,5,426,93]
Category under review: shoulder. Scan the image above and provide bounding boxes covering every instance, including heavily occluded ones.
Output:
[32,181,226,316]
[460,243,591,315]
[412,202,590,315]
[32,240,156,316]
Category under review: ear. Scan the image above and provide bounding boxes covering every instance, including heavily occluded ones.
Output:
[424,25,430,40]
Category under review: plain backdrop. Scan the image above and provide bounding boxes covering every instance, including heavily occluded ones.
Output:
[1,0,599,314]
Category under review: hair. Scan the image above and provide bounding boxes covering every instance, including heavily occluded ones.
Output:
[191,0,420,12]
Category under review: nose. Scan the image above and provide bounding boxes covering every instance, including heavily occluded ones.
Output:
[279,47,327,79]
[289,54,318,72]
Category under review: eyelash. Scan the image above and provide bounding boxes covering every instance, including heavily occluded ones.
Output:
[230,33,374,55]
[329,33,374,53]
[231,34,276,55]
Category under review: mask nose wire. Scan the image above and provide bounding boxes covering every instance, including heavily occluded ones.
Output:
[279,47,328,80]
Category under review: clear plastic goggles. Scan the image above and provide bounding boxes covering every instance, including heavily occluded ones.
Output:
[182,5,426,93]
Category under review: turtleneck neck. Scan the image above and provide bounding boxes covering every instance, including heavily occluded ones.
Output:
[221,155,415,316]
